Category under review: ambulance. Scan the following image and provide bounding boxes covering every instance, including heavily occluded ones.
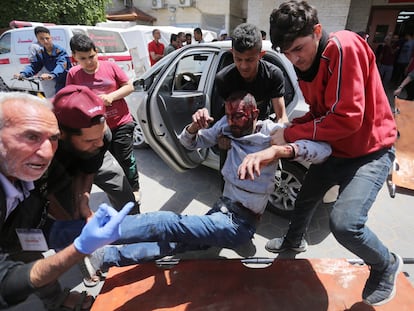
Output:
[0,22,135,95]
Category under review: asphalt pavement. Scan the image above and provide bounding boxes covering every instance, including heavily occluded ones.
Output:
[8,146,414,310]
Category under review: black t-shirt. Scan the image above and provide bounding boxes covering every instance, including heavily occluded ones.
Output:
[215,59,285,120]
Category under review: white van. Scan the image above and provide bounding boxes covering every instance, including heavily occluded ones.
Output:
[96,22,218,78]
[0,24,135,95]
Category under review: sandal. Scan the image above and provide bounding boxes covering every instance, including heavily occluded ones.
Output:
[45,288,95,311]
[78,260,101,288]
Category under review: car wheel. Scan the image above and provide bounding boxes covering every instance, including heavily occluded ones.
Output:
[133,122,148,149]
[266,160,307,217]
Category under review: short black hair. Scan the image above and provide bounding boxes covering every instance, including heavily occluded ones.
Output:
[231,23,262,53]
[34,26,50,36]
[269,0,319,51]
[70,33,97,53]
[194,27,202,35]
[59,115,105,136]
[170,33,178,43]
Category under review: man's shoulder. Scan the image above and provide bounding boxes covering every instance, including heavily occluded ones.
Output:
[99,60,118,70]
[259,59,283,76]
[216,63,238,80]
[53,43,68,54]
[257,119,283,132]
[327,30,373,58]
[68,64,83,74]
[328,30,359,46]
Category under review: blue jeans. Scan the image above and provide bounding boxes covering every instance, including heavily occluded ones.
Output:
[47,219,85,251]
[285,147,395,271]
[100,197,257,270]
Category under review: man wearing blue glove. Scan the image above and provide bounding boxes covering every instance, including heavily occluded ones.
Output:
[0,91,133,310]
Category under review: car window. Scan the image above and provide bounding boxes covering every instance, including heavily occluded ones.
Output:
[153,51,214,136]
[85,29,127,53]
[0,33,11,54]
[172,53,211,91]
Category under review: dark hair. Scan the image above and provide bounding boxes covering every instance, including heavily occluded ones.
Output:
[170,33,178,43]
[152,28,160,36]
[59,115,105,136]
[269,0,319,51]
[260,30,267,38]
[231,23,262,53]
[194,27,202,35]
[34,26,50,36]
[70,33,97,53]
[185,33,192,38]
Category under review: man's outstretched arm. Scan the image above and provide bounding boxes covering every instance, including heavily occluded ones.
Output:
[238,140,331,180]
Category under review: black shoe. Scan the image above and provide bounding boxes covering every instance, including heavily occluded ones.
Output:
[265,236,308,253]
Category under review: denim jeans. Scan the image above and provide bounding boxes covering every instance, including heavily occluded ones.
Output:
[47,218,85,251]
[285,147,394,271]
[100,197,257,270]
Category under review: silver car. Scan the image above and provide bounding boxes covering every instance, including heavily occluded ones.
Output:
[127,41,313,216]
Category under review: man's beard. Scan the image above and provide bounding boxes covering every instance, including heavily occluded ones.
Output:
[61,139,100,159]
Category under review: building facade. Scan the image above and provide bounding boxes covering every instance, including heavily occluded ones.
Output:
[108,0,414,47]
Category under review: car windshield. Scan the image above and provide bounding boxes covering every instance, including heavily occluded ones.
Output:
[86,29,127,53]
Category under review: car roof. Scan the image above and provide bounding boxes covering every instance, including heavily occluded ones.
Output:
[194,40,276,53]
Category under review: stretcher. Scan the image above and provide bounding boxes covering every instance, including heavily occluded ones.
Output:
[388,98,414,197]
[91,258,414,310]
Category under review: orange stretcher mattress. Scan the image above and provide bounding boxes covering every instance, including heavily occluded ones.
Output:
[91,258,414,311]
[392,98,414,191]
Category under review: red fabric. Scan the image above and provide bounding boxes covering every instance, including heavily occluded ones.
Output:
[285,30,397,158]
[91,258,414,311]
[66,61,133,129]
[148,40,164,66]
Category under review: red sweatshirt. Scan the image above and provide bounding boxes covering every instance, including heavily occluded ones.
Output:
[285,30,397,158]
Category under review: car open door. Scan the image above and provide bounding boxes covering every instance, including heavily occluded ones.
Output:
[139,49,218,172]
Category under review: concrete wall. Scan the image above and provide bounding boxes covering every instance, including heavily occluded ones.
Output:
[247,0,351,37]
[124,0,245,34]
[109,0,414,41]
[346,0,372,32]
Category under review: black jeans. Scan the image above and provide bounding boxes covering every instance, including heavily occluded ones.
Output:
[109,122,140,191]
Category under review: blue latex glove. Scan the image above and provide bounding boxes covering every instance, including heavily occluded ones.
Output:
[74,202,134,254]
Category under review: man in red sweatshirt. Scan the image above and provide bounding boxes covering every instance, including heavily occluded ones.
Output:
[239,0,400,307]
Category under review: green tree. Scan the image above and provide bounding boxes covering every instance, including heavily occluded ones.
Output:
[0,0,112,29]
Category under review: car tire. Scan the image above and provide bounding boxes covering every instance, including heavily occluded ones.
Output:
[266,160,307,217]
[133,121,148,149]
